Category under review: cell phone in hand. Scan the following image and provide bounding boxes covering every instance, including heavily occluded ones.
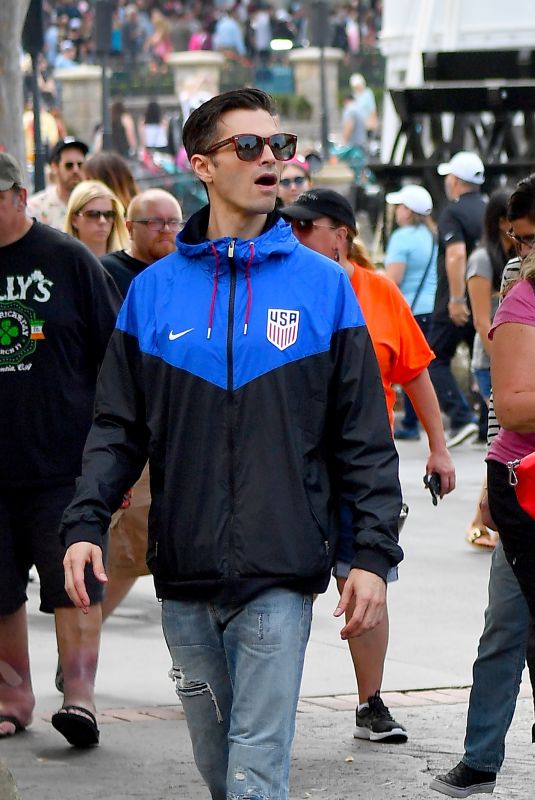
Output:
[423,472,441,506]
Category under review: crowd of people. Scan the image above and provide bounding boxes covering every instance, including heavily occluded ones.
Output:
[2,76,535,800]
[40,1,383,70]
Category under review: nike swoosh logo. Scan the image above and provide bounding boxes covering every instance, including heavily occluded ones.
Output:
[169,328,194,340]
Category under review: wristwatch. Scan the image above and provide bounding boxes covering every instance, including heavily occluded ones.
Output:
[449,295,466,304]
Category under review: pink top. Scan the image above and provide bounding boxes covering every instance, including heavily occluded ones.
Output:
[487,279,535,464]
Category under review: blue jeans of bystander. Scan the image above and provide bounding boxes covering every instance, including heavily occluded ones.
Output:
[162,587,313,800]
[463,540,528,773]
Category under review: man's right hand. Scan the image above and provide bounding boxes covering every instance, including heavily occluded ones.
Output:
[63,542,108,613]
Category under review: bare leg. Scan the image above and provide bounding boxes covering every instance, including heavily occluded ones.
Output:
[336,575,388,700]
[101,575,137,622]
[0,605,35,735]
[54,604,102,714]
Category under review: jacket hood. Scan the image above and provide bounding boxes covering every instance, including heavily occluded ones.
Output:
[176,204,299,270]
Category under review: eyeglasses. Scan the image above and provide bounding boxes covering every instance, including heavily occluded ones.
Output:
[131,217,184,232]
[506,229,535,253]
[203,133,297,162]
[76,209,116,222]
[279,175,308,188]
[292,219,337,232]
[63,161,85,170]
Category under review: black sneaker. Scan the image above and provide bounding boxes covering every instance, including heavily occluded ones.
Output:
[353,691,408,743]
[430,761,496,797]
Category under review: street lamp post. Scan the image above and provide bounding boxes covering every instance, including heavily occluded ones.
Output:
[95,0,114,151]
[311,0,331,157]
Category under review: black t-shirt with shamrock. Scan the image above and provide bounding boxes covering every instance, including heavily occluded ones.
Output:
[0,221,121,488]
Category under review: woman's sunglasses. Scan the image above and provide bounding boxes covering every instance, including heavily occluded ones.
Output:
[280,175,308,188]
[76,209,116,222]
[292,219,337,232]
[203,133,297,162]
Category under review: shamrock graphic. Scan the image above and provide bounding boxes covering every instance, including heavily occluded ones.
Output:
[0,318,19,346]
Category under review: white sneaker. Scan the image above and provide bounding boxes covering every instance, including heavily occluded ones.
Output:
[446,422,478,448]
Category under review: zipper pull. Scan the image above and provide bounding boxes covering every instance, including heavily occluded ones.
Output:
[228,239,235,258]
[507,459,521,486]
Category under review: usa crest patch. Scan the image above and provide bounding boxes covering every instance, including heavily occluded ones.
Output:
[267,309,299,351]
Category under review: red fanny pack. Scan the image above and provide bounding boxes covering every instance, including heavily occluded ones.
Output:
[507,453,535,519]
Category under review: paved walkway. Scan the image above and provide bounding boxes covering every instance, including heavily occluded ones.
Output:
[3,437,534,797]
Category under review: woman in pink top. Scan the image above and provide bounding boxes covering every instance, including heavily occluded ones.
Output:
[487,253,535,615]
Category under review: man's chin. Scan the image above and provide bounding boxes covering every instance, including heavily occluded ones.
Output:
[151,242,176,260]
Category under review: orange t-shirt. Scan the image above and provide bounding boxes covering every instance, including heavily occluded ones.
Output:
[350,264,434,429]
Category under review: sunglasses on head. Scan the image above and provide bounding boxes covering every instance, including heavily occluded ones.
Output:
[76,209,116,222]
[203,133,297,162]
[280,175,308,188]
[63,160,85,170]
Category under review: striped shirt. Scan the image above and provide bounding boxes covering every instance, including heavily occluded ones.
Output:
[486,257,522,446]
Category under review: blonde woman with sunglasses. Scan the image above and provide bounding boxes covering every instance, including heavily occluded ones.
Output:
[64,180,128,257]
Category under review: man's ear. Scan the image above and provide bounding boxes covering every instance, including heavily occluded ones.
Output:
[190,154,213,185]
[126,219,135,239]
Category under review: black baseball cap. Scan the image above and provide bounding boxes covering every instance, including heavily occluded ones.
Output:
[48,136,89,164]
[280,188,356,231]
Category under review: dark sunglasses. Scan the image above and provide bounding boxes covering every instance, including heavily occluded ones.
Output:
[203,133,297,162]
[63,160,85,170]
[76,209,116,222]
[280,175,308,188]
[292,219,337,232]
[506,229,535,252]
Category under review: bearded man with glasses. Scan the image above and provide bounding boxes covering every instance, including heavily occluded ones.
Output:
[27,137,88,231]
[60,88,402,798]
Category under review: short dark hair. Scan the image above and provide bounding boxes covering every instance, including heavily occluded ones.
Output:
[508,174,535,222]
[182,88,276,161]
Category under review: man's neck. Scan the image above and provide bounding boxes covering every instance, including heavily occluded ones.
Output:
[206,207,268,242]
[56,184,71,204]
[0,217,33,248]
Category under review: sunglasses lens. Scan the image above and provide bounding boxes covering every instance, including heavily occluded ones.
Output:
[236,135,263,161]
[270,134,297,161]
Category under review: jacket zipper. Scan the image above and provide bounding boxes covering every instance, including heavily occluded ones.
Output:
[226,239,237,576]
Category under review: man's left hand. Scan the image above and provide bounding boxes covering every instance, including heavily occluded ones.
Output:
[334,568,386,639]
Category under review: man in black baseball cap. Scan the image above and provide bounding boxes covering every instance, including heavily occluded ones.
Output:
[280,187,356,231]
[27,136,89,230]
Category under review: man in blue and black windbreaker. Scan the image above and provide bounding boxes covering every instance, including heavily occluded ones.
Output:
[61,88,402,800]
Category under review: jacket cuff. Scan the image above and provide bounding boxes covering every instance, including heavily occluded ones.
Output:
[63,523,104,550]
[350,549,393,583]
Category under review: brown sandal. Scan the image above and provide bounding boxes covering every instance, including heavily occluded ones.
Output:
[466,526,498,549]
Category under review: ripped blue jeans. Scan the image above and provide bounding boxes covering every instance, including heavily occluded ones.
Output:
[162,587,313,800]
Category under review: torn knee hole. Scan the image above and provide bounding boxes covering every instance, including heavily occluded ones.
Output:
[169,666,223,722]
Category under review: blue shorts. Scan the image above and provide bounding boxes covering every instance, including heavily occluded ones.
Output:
[333,501,399,582]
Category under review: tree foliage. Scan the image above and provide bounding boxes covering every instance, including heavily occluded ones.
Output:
[0,0,31,167]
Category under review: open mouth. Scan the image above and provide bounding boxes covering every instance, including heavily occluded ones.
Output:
[255,173,278,187]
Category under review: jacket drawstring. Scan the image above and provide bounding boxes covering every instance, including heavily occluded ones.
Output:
[207,243,220,339]
[243,242,254,335]
[207,241,255,338]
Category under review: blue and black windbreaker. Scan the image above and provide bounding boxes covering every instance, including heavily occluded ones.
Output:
[61,209,402,602]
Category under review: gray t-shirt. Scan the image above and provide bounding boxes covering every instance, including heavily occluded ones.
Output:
[466,247,500,370]
[341,100,368,149]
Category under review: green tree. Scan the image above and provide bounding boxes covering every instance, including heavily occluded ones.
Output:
[0,0,31,167]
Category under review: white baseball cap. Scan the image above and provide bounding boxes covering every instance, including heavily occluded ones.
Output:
[385,184,433,215]
[437,151,485,185]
